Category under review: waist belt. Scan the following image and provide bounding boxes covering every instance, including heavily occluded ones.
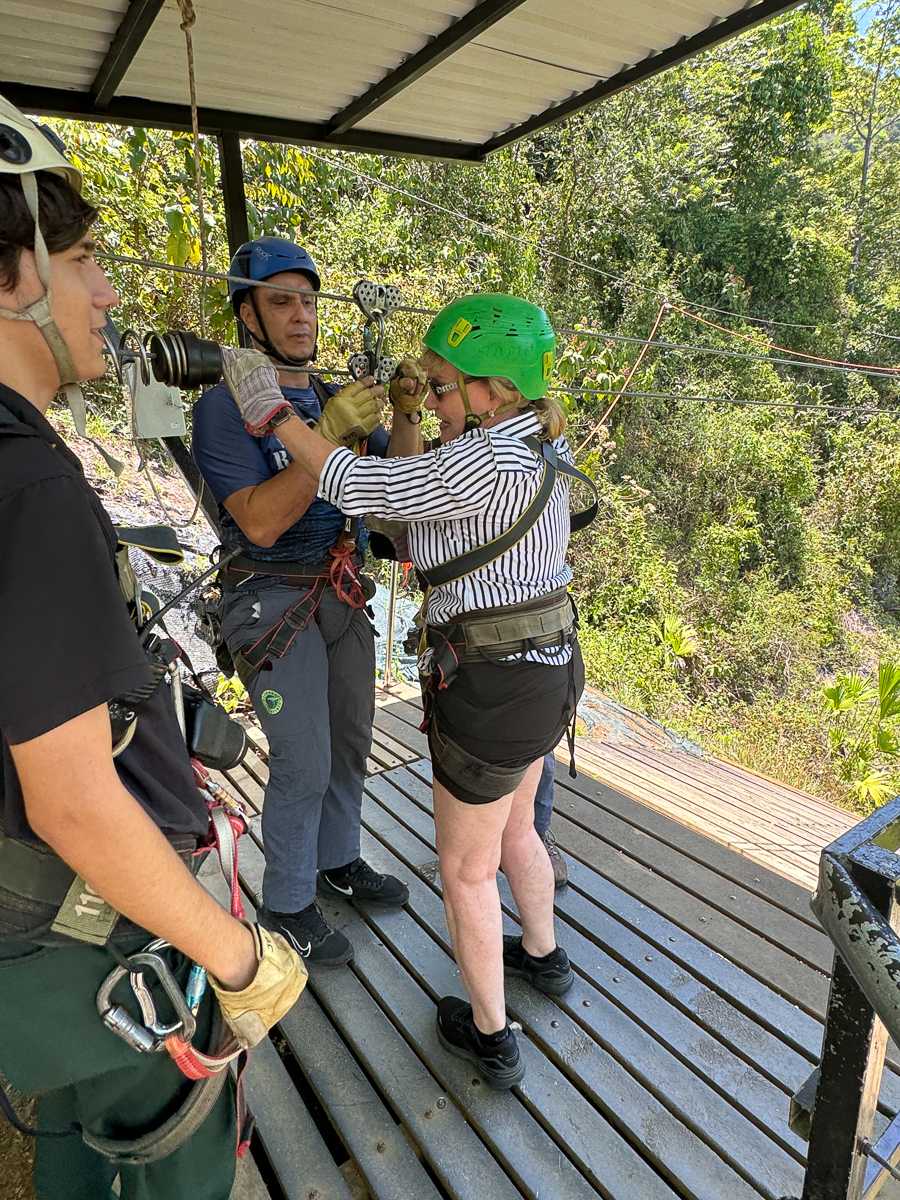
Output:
[423,588,577,694]
[218,553,335,588]
[0,826,197,943]
[430,587,576,662]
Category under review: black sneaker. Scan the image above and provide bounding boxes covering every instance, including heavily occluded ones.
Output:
[436,996,525,1089]
[257,902,353,968]
[317,858,409,908]
[503,935,574,996]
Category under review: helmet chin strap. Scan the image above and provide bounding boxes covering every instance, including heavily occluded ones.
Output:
[247,291,317,369]
[457,370,520,434]
[0,174,122,475]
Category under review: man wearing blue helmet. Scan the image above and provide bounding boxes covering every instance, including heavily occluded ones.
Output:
[192,237,412,967]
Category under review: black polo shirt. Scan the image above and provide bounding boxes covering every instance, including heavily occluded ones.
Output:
[0,382,208,848]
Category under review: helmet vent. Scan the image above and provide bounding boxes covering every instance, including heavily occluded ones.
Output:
[0,124,32,166]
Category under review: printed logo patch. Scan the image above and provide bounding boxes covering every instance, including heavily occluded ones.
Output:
[261,689,283,715]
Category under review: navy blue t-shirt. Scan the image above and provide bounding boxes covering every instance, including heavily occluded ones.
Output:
[192,378,389,563]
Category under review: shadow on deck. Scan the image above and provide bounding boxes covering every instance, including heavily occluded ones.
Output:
[202,688,900,1200]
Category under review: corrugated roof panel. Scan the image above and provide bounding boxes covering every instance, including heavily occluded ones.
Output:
[356,0,737,143]
[357,40,603,143]
[0,0,801,157]
[117,0,473,121]
[0,0,126,90]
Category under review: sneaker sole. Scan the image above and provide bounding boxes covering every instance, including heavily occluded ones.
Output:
[436,1026,526,1090]
[305,944,355,968]
[504,962,575,996]
[316,878,409,908]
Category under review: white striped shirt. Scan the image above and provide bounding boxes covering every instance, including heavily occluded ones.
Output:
[319,411,574,660]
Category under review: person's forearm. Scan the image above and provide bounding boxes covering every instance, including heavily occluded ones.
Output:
[387,409,424,458]
[11,705,257,989]
[224,460,318,548]
[271,413,340,483]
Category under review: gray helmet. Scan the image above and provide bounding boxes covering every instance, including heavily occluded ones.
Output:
[0,94,100,454]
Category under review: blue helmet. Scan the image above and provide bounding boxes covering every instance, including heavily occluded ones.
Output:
[228,237,321,315]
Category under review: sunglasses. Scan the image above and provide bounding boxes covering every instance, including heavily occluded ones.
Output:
[428,375,483,395]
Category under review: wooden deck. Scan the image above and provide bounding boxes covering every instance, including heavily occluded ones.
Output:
[205,688,900,1200]
[546,685,857,892]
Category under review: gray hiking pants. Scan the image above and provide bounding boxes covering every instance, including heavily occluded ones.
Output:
[220,583,375,913]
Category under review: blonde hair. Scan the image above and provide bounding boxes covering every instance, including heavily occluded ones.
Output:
[419,348,566,441]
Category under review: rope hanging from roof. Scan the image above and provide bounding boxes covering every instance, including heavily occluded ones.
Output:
[176,0,208,343]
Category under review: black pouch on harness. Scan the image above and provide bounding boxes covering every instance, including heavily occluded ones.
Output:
[182,685,247,771]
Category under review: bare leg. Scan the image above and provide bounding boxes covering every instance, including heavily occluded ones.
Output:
[500,759,557,958]
[433,780,514,1034]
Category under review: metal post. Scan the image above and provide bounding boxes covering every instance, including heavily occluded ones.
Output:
[801,798,900,1200]
[383,561,399,691]
[216,132,250,255]
[216,132,252,349]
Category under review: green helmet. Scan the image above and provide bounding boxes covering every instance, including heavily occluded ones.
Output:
[423,293,555,400]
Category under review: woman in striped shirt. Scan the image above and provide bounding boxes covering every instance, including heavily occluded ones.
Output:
[225,294,585,1089]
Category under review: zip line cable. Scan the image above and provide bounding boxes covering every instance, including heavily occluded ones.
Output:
[552,383,893,416]
[556,325,899,379]
[95,251,897,381]
[94,252,431,315]
[306,149,900,349]
[669,304,899,375]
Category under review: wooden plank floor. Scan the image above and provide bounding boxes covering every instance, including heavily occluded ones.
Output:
[203,689,900,1200]
[564,686,856,891]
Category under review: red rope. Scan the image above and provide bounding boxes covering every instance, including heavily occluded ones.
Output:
[670,304,900,375]
[329,541,367,608]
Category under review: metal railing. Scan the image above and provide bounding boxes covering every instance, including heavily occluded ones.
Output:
[789,794,900,1199]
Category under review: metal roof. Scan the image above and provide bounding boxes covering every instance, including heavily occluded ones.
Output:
[1,0,801,160]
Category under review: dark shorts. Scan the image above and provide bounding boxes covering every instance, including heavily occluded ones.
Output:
[427,641,584,805]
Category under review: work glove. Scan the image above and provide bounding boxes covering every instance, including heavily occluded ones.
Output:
[221,347,292,435]
[389,357,428,415]
[208,921,307,1049]
[315,380,381,449]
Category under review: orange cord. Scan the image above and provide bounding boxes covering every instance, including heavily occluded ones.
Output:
[671,304,899,376]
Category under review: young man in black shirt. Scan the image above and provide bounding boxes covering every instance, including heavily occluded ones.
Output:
[0,95,306,1199]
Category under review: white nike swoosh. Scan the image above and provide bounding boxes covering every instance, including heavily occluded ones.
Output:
[327,880,354,896]
[283,930,312,957]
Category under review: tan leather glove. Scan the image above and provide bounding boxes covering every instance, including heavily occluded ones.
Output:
[389,358,428,415]
[315,380,381,448]
[221,347,291,435]
[209,922,307,1049]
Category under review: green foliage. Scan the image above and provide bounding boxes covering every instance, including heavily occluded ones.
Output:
[42,0,900,810]
[823,661,900,805]
[215,674,249,714]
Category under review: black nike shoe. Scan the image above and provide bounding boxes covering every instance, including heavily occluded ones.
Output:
[317,858,409,908]
[257,902,353,968]
[502,935,574,996]
[436,996,525,1089]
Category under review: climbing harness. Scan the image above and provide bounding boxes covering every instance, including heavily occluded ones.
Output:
[348,279,403,385]
[419,436,598,595]
[214,533,376,689]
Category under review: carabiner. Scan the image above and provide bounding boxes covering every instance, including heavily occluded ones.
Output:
[97,939,197,1054]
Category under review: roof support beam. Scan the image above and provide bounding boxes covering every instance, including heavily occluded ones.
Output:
[480,0,803,154]
[216,133,250,257]
[91,0,166,109]
[2,84,484,163]
[325,0,528,138]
